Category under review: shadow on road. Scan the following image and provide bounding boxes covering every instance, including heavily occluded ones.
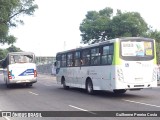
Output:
[0,82,35,91]
[56,87,150,100]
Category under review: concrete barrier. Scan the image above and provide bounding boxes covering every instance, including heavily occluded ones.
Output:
[37,64,54,75]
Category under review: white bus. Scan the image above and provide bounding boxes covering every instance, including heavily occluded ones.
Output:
[55,37,157,94]
[1,52,37,88]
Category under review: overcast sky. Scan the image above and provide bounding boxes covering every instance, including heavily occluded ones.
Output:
[2,0,160,56]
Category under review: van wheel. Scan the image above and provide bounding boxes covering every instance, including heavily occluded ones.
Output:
[26,83,33,87]
[6,81,11,88]
[113,89,126,94]
[62,78,69,89]
[86,80,94,94]
[6,83,11,88]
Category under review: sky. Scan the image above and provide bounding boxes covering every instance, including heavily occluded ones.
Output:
[1,0,160,56]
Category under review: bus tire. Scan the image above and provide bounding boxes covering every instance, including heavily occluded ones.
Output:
[86,79,94,94]
[113,89,126,94]
[62,77,69,89]
[6,83,11,88]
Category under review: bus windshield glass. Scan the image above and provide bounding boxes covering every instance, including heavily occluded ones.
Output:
[11,55,34,64]
[120,40,154,61]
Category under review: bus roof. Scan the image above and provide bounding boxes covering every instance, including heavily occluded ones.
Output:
[57,37,154,55]
[1,52,36,68]
[7,52,35,56]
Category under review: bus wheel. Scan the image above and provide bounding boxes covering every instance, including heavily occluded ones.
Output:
[113,89,126,94]
[62,78,69,89]
[86,80,94,94]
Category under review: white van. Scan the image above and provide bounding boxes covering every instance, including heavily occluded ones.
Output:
[1,52,37,88]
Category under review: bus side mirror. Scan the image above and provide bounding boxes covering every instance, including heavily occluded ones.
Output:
[54,62,56,66]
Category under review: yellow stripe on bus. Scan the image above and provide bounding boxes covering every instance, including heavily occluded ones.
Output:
[153,40,157,64]
[112,41,121,65]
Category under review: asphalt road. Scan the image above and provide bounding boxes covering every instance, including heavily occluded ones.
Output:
[0,73,160,120]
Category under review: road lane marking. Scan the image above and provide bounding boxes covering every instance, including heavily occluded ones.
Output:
[29,91,39,96]
[3,117,11,120]
[38,82,59,87]
[45,84,60,86]
[44,84,53,87]
[122,99,160,108]
[69,105,96,115]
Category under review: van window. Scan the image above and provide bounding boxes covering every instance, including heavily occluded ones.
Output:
[11,55,34,64]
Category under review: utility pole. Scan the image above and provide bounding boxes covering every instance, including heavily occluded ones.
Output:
[63,41,66,50]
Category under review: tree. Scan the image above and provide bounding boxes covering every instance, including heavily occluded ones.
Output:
[0,45,22,67]
[147,29,160,43]
[0,0,38,45]
[111,12,148,38]
[7,45,22,52]
[0,49,8,60]
[79,7,113,44]
[79,8,148,44]
[146,29,160,63]
[0,45,22,61]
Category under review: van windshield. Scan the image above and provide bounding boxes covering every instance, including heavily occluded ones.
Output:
[11,55,34,64]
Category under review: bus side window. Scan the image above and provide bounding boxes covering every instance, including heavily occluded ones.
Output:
[56,54,61,68]
[91,47,100,65]
[74,51,81,67]
[67,53,74,67]
[54,61,57,66]
[82,57,90,66]
[102,46,108,65]
[101,56,108,64]
[108,55,113,64]
[82,49,90,66]
[61,54,67,67]
[10,56,14,64]
[101,45,113,65]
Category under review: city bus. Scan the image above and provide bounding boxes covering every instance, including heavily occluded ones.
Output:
[55,37,157,94]
[1,52,37,88]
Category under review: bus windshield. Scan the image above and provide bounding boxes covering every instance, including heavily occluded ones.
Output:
[120,40,154,61]
[11,55,34,64]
